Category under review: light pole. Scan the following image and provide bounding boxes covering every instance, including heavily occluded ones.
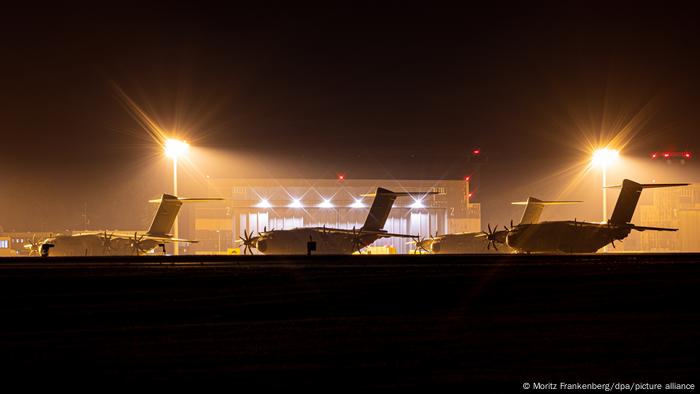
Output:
[165,139,189,255]
[592,148,619,251]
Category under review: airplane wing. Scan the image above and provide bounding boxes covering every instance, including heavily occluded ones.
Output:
[312,228,419,239]
[89,231,145,239]
[373,232,420,239]
[85,231,199,243]
[73,231,111,236]
[140,235,200,243]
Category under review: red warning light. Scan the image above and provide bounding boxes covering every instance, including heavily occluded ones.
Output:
[465,176,470,182]
[653,151,693,161]
[468,193,473,198]
[472,149,481,155]
[338,174,345,181]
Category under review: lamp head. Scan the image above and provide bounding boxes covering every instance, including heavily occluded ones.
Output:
[165,139,189,159]
[592,148,619,167]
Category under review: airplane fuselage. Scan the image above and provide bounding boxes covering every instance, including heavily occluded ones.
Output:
[506,221,631,253]
[43,234,161,256]
[252,228,379,255]
[428,232,513,254]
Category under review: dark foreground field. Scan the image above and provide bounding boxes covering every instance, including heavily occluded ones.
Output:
[0,254,698,388]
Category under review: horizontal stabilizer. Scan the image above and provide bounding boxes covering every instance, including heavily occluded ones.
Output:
[149,195,224,203]
[631,225,678,232]
[360,189,443,198]
[512,200,581,205]
[605,182,689,189]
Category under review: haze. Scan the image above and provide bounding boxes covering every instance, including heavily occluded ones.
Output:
[1,3,699,232]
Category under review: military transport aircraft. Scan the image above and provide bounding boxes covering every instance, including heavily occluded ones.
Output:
[410,198,579,254]
[408,230,508,254]
[27,194,222,256]
[237,188,437,255]
[484,179,688,253]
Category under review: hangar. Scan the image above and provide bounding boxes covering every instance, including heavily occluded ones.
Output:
[189,178,481,254]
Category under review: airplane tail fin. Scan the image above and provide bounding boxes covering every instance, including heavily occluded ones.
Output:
[512,197,581,225]
[361,188,440,232]
[146,195,223,237]
[146,194,183,237]
[608,179,689,225]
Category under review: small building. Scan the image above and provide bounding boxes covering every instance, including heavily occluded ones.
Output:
[0,236,14,256]
[189,178,480,254]
[632,183,700,252]
[0,232,55,256]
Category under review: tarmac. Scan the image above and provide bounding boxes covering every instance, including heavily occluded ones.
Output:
[0,253,698,388]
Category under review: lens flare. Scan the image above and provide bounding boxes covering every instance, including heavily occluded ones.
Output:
[288,198,303,208]
[165,139,189,159]
[255,199,272,208]
[591,148,619,167]
[318,198,334,208]
[350,198,366,208]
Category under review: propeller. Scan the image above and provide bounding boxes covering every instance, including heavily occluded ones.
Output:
[260,226,275,235]
[100,230,115,255]
[481,223,505,251]
[503,219,515,232]
[415,236,430,254]
[23,234,42,256]
[350,226,365,253]
[130,232,148,256]
[239,229,257,255]
[407,234,431,254]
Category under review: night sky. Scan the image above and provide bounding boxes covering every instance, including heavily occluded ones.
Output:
[1,3,699,231]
